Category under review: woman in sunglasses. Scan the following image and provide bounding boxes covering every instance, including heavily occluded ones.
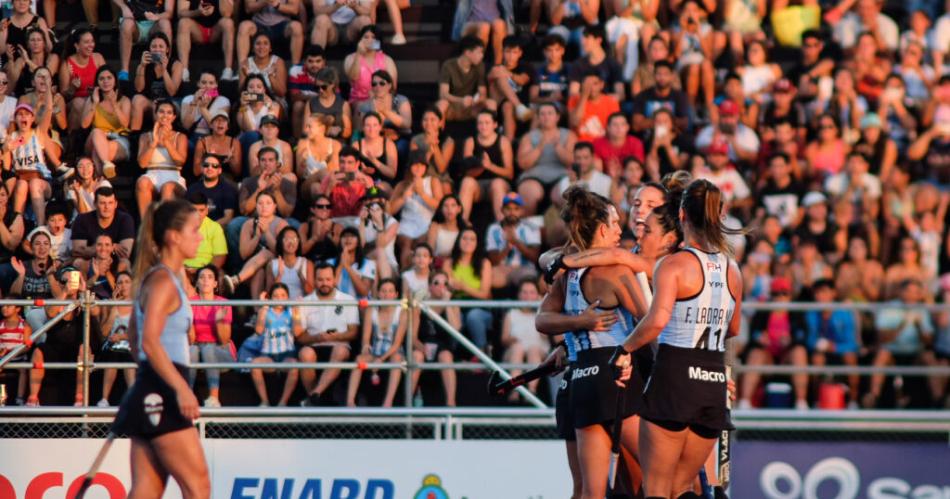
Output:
[304,67,352,141]
[300,194,343,263]
[356,69,411,153]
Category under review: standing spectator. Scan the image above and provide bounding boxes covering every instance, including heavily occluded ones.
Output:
[181,71,232,143]
[60,28,106,131]
[346,278,406,407]
[299,194,343,263]
[516,102,574,216]
[343,26,398,108]
[265,226,314,299]
[436,36,496,124]
[443,227,493,351]
[81,67,131,177]
[631,60,690,133]
[487,36,534,141]
[804,278,861,408]
[135,99,188,218]
[130,32,186,132]
[304,67,352,142]
[176,0,236,82]
[187,153,239,227]
[188,265,233,408]
[236,0,304,65]
[486,193,540,290]
[250,283,303,406]
[390,157,444,268]
[298,262,361,406]
[593,112,644,178]
[427,195,467,262]
[311,0,374,49]
[183,192,228,272]
[458,110,514,221]
[289,46,326,138]
[411,270,460,406]
[866,279,940,407]
[193,110,242,179]
[115,0,175,81]
[70,187,135,271]
[568,70,620,143]
[451,0,513,63]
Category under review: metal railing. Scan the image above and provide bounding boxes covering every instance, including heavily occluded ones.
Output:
[2,296,950,410]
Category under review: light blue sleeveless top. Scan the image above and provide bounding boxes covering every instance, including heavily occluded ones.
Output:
[135,265,193,365]
[564,268,635,357]
[659,248,736,352]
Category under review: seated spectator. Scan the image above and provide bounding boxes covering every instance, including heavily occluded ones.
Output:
[299,194,342,263]
[516,102,574,216]
[378,0,409,45]
[289,46,327,138]
[97,271,135,407]
[824,151,881,216]
[631,36,681,96]
[435,36,496,124]
[790,238,833,296]
[427,195,466,263]
[332,226,376,298]
[20,68,66,161]
[5,103,58,224]
[458,110,514,221]
[794,192,837,256]
[320,147,374,219]
[500,278,549,399]
[222,191,288,297]
[176,0,237,82]
[248,115,293,176]
[0,70,17,137]
[390,157,444,268]
[409,107,454,193]
[720,71,758,129]
[692,139,752,216]
[264,226,313,299]
[611,157,647,218]
[879,74,918,154]
[833,0,899,52]
[486,192,540,290]
[695,99,760,164]
[568,69,620,143]
[187,153,238,227]
[803,278,860,408]
[236,74,281,170]
[297,114,341,202]
[836,236,884,302]
[181,71,232,143]
[907,107,950,191]
[355,70,411,151]
[866,279,940,408]
[884,237,928,300]
[131,33,184,131]
[553,142,612,205]
[82,234,126,299]
[0,298,31,405]
[65,157,112,216]
[251,283,303,406]
[755,152,804,230]
[359,190,398,277]
[11,28,60,103]
[487,36,534,141]
[353,112,398,188]
[401,242,432,298]
[593,112,644,178]
[182,192,228,272]
[346,277,406,407]
[605,0,659,82]
[135,99,187,218]
[60,28,106,131]
[451,0,513,63]
[737,276,809,409]
[311,0,374,49]
[443,227,493,351]
[759,79,807,143]
[22,202,68,264]
[672,0,716,109]
[236,0,303,65]
[81,67,131,178]
[298,262,361,406]
[896,39,935,107]
[568,25,623,100]
[343,26,398,108]
[643,108,690,178]
[193,110,242,179]
[632,60,690,134]
[736,40,782,103]
[0,0,52,64]
[529,34,570,108]
[804,114,849,179]
[304,67,352,142]
[116,0,174,81]
[239,32,288,99]
[10,232,59,331]
[236,147,297,220]
[934,277,950,408]
[70,187,135,271]
[902,209,942,292]
[188,265,233,408]
[411,270,459,406]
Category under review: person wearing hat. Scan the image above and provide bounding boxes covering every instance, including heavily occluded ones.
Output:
[853,112,897,180]
[485,191,541,290]
[81,66,132,180]
[693,137,752,215]
[795,193,837,255]
[3,102,58,225]
[695,98,760,162]
[193,108,242,178]
[738,275,809,410]
[248,114,293,176]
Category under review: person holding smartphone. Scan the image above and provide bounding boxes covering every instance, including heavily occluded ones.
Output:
[319,146,374,220]
[181,70,231,141]
[343,25,397,108]
[131,32,184,131]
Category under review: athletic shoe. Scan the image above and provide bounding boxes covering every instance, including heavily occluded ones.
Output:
[795,399,809,411]
[102,161,117,179]
[182,68,190,82]
[55,163,75,180]
[736,399,752,410]
[25,396,39,407]
[390,33,407,45]
[300,392,321,407]
[221,68,238,81]
[204,396,221,408]
[515,103,533,121]
[118,70,129,81]
[96,399,110,407]
[222,274,239,294]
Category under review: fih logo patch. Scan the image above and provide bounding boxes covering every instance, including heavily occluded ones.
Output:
[144,393,164,427]
[413,474,450,499]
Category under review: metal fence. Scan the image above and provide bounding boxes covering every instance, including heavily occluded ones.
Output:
[2,295,949,411]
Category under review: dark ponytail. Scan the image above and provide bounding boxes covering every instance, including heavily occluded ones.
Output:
[680,179,745,257]
[132,199,197,292]
[561,186,612,250]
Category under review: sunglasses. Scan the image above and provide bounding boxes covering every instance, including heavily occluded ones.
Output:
[371,80,388,87]
[314,203,332,209]
[432,280,447,285]
[202,162,221,168]
[315,84,329,91]
[0,80,9,85]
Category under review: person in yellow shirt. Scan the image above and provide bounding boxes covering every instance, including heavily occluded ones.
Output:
[184,191,228,275]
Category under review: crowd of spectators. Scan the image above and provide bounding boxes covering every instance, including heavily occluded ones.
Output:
[0,0,949,409]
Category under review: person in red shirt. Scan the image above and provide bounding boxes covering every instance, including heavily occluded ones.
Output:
[592,112,645,178]
[567,70,620,142]
[320,146,374,219]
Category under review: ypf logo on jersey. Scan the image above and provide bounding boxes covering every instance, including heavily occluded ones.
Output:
[144,393,164,426]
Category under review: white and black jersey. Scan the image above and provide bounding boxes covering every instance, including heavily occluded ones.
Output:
[659,248,736,353]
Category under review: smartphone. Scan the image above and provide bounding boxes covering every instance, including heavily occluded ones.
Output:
[67,271,81,292]
[252,93,264,102]
[370,40,381,51]
[150,51,163,64]
[655,124,669,139]
[571,163,581,177]
[345,172,356,181]
[205,88,219,99]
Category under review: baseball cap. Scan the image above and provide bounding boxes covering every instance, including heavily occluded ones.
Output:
[502,192,524,206]
[706,139,729,155]
[210,109,230,122]
[14,103,34,115]
[718,99,739,116]
[801,191,827,208]
[859,113,881,129]
[260,115,279,127]
[774,78,794,93]
[770,277,792,294]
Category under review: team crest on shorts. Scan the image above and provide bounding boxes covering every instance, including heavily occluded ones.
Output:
[144,393,164,427]
[413,474,449,499]
[335,306,343,315]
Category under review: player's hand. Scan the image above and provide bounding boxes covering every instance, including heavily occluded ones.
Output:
[727,378,737,403]
[579,300,618,332]
[176,386,201,420]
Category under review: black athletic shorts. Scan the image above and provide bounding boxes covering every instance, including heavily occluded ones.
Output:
[555,365,575,441]
[112,362,194,439]
[569,347,642,429]
[640,344,733,435]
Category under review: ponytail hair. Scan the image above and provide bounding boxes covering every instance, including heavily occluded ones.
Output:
[680,179,745,257]
[561,186,612,250]
[132,199,198,292]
